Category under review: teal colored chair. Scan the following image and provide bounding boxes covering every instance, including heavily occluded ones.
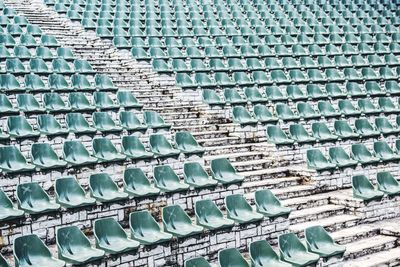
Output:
[0,146,35,173]
[93,92,119,110]
[305,226,346,259]
[210,158,244,184]
[31,143,67,170]
[7,115,40,138]
[49,74,72,91]
[355,119,381,138]
[351,144,380,165]
[57,226,105,265]
[307,149,336,171]
[289,124,316,144]
[0,189,24,221]
[184,257,211,267]
[119,111,147,132]
[153,165,189,192]
[249,240,291,267]
[17,94,45,113]
[124,168,160,197]
[195,199,234,229]
[94,218,140,254]
[225,194,263,223]
[66,113,96,134]
[38,114,69,136]
[144,111,171,130]
[25,74,48,91]
[202,89,225,106]
[352,175,384,201]
[175,131,204,155]
[130,210,173,245]
[311,122,338,142]
[218,248,250,267]
[162,205,204,237]
[55,177,96,208]
[16,182,60,214]
[71,74,96,91]
[0,254,9,267]
[255,189,291,219]
[121,135,153,159]
[89,173,128,202]
[377,172,400,196]
[92,137,126,162]
[279,233,320,266]
[93,112,122,132]
[0,94,18,114]
[14,234,65,267]
[253,104,279,124]
[374,141,400,162]
[266,125,294,145]
[149,134,181,157]
[328,147,358,168]
[63,140,97,166]
[232,106,258,126]
[74,59,95,74]
[375,117,400,135]
[116,91,142,108]
[333,120,359,139]
[183,162,218,188]
[276,103,300,121]
[96,74,119,91]
[68,92,95,111]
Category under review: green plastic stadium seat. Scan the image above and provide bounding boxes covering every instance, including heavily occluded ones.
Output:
[71,73,95,91]
[195,199,234,229]
[66,113,96,134]
[211,158,245,184]
[346,82,366,97]
[219,248,249,267]
[334,120,359,139]
[14,235,65,267]
[306,84,326,99]
[130,210,172,245]
[95,74,119,91]
[305,226,346,259]
[17,94,45,113]
[124,168,159,197]
[307,149,336,171]
[6,58,29,74]
[245,87,268,103]
[185,257,211,267]
[119,111,147,132]
[0,189,24,221]
[0,34,16,47]
[1,74,23,92]
[0,45,11,59]
[144,111,171,130]
[352,175,384,201]
[175,131,204,155]
[74,59,95,74]
[57,226,105,265]
[276,103,300,121]
[225,194,263,223]
[162,205,203,237]
[150,134,180,157]
[41,35,60,47]
[93,112,122,132]
[202,89,224,106]
[63,140,97,166]
[338,100,361,116]
[49,74,72,91]
[289,124,316,144]
[351,144,380,165]
[117,91,142,109]
[266,125,294,145]
[374,141,400,162]
[94,217,140,254]
[55,177,96,208]
[0,253,10,267]
[375,117,400,135]
[287,85,307,101]
[253,104,278,123]
[224,88,247,105]
[377,172,400,196]
[0,145,35,173]
[279,233,320,266]
[176,73,197,89]
[358,99,382,115]
[92,137,126,162]
[379,97,400,113]
[326,83,346,98]
[249,240,291,267]
[93,91,119,110]
[38,114,69,135]
[7,115,40,138]
[271,70,290,84]
[329,147,358,168]
[31,143,67,169]
[25,74,48,91]
[36,46,56,60]
[232,106,258,126]
[14,46,33,60]
[312,122,338,141]
[17,182,60,214]
[297,102,321,119]
[89,173,128,202]
[365,81,385,96]
[68,92,95,111]
[153,165,189,192]
[255,189,291,218]
[355,118,381,137]
[121,135,153,159]
[52,58,74,74]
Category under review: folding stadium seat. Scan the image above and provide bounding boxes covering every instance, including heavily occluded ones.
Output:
[7,115,40,138]
[355,118,381,138]
[89,173,129,202]
[92,112,122,132]
[68,92,95,111]
[210,157,244,184]
[325,68,345,82]
[63,140,97,166]
[131,47,151,60]
[276,103,300,121]
[364,81,384,97]
[24,74,47,92]
[292,45,309,57]
[249,240,291,267]
[17,182,60,214]
[253,104,279,124]
[194,199,234,230]
[144,111,171,130]
[338,100,361,116]
[241,46,258,57]
[175,131,204,155]
[279,233,320,266]
[352,175,384,201]
[305,226,346,259]
[92,137,126,162]
[329,146,358,168]
[297,102,321,119]
[41,34,60,47]
[375,117,400,135]
[263,86,285,102]
[93,91,119,110]
[252,71,270,85]
[224,88,247,105]
[31,142,67,170]
[351,144,380,165]
[254,189,291,218]
[55,177,96,208]
[0,189,24,221]
[367,54,385,67]
[225,194,263,223]
[14,235,65,267]
[324,83,345,99]
[34,46,56,60]
[307,149,336,171]
[374,141,400,162]
[377,172,400,196]
[121,135,153,159]
[65,113,95,134]
[289,124,316,144]
[358,99,382,115]
[266,125,293,145]
[185,257,211,267]
[385,81,400,95]
[57,226,105,265]
[149,134,180,157]
[71,74,96,91]
[52,58,74,74]
[17,93,46,113]
[189,59,208,72]
[271,70,291,84]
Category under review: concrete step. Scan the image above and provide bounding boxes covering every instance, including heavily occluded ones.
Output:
[289,204,346,224]
[331,224,381,245]
[344,235,398,260]
[271,184,319,200]
[281,193,330,210]
[343,246,400,267]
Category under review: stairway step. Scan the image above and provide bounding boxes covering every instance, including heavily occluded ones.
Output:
[331,224,380,245]
[289,214,360,234]
[343,246,400,267]
[289,204,346,224]
[344,235,398,260]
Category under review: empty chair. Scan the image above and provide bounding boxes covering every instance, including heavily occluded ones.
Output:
[162,205,203,237]
[95,74,118,91]
[17,94,45,113]
[352,175,384,201]
[329,147,358,168]
[185,257,211,267]
[245,87,268,103]
[55,177,96,208]
[358,99,381,115]
[276,103,300,121]
[355,118,381,137]
[68,92,95,111]
[249,240,291,267]
[255,189,291,218]
[225,194,263,223]
[184,162,218,188]
[52,58,74,74]
[92,137,125,162]
[312,122,338,142]
[16,182,60,214]
[130,210,173,245]
[266,125,294,145]
[38,114,69,135]
[253,104,278,124]
[377,172,400,196]
[297,102,321,119]
[0,189,24,221]
[153,165,189,192]
[144,111,171,130]
[0,146,34,173]
[92,112,122,132]
[195,199,234,230]
[25,74,48,91]
[287,85,307,100]
[379,97,400,113]
[175,131,204,155]
[63,140,97,166]
[334,120,359,139]
[119,111,147,132]
[89,173,128,202]
[7,115,40,138]
[351,144,380,165]
[49,74,72,91]
[14,235,65,267]
[338,100,361,116]
[224,88,247,105]
[150,134,180,157]
[1,74,23,92]
[307,149,336,171]
[57,226,105,265]
[218,248,249,267]
[210,158,244,184]
[0,94,18,114]
[74,59,95,74]
[71,74,95,91]
[94,218,140,254]
[202,89,224,106]
[375,117,400,135]
[265,86,287,101]
[94,92,119,110]
[232,106,258,126]
[326,83,346,98]
[31,143,67,169]
[121,135,153,159]
[123,168,159,197]
[374,141,400,162]
[66,113,96,134]
[289,124,315,144]
[318,101,341,118]
[279,233,320,266]
[305,226,346,259]
[116,91,142,109]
